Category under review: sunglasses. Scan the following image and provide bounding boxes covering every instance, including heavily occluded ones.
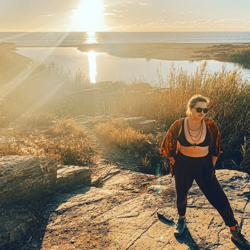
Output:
[194,107,209,113]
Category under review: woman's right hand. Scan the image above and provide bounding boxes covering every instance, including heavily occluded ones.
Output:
[168,157,175,166]
[168,157,175,176]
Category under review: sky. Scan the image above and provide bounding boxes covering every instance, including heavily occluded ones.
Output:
[1,0,250,32]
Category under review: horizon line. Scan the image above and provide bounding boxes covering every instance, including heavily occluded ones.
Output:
[1,30,250,33]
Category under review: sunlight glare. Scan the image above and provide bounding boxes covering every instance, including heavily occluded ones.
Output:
[71,0,105,31]
[86,31,97,44]
[87,50,97,84]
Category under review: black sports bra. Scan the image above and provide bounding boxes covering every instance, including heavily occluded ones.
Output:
[177,118,210,146]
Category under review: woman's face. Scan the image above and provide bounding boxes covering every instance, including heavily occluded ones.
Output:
[190,101,208,119]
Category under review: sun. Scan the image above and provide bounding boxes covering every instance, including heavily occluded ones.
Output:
[71,0,106,32]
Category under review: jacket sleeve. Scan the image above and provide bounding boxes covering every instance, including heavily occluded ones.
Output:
[160,120,179,159]
[209,119,223,157]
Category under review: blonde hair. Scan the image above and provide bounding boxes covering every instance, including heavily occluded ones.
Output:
[186,94,210,116]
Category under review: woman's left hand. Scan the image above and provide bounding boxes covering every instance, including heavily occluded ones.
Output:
[211,156,217,167]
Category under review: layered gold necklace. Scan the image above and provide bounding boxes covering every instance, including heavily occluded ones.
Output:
[186,118,203,148]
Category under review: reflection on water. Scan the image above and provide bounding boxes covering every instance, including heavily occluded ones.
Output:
[86,32,97,83]
[87,50,97,83]
[86,32,97,44]
[16,47,250,85]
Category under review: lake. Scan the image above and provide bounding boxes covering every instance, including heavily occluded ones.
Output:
[17,47,250,85]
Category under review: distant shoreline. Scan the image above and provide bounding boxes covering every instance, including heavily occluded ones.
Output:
[76,43,250,66]
[15,42,250,67]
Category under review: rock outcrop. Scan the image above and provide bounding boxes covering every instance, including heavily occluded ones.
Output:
[1,155,249,249]
[0,156,57,206]
[73,115,157,134]
[23,163,249,250]
[0,156,92,249]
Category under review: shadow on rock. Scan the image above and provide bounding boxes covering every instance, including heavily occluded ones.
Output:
[156,212,175,226]
[175,228,201,250]
[157,212,201,250]
[3,185,91,250]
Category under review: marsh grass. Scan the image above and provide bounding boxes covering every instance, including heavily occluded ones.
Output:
[230,50,250,68]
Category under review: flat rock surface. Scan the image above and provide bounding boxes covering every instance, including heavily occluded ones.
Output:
[36,165,249,250]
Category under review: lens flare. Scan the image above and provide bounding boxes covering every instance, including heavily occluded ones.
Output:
[71,0,106,31]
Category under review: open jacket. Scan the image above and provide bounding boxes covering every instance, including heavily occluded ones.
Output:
[160,117,223,161]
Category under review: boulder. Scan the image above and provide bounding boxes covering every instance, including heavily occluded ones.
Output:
[0,157,94,249]
[135,119,156,133]
[56,165,91,192]
[123,116,145,126]
[0,155,57,206]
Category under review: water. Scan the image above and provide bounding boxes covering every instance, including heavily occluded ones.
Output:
[16,47,250,85]
[4,32,250,84]
[1,32,250,46]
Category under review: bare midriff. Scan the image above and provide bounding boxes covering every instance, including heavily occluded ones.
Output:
[179,145,209,157]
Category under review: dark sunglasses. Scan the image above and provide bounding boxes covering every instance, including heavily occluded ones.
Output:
[194,107,209,113]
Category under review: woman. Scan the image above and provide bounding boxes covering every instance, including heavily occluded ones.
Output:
[160,94,249,246]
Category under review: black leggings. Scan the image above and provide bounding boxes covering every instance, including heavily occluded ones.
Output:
[174,151,238,227]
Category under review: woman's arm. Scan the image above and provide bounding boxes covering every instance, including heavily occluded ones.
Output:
[209,119,223,166]
[160,120,179,160]
[160,120,181,175]
[211,156,218,167]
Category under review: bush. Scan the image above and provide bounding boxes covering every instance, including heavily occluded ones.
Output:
[94,120,163,173]
[0,119,95,166]
[95,120,151,151]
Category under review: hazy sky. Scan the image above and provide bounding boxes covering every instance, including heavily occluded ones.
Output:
[1,0,250,32]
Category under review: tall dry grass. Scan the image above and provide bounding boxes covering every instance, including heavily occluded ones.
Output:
[54,63,249,170]
[0,118,95,166]
[94,120,153,151]
[1,60,249,172]
[57,63,249,128]
[94,120,165,173]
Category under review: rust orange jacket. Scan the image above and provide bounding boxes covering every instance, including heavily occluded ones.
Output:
[160,117,223,160]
